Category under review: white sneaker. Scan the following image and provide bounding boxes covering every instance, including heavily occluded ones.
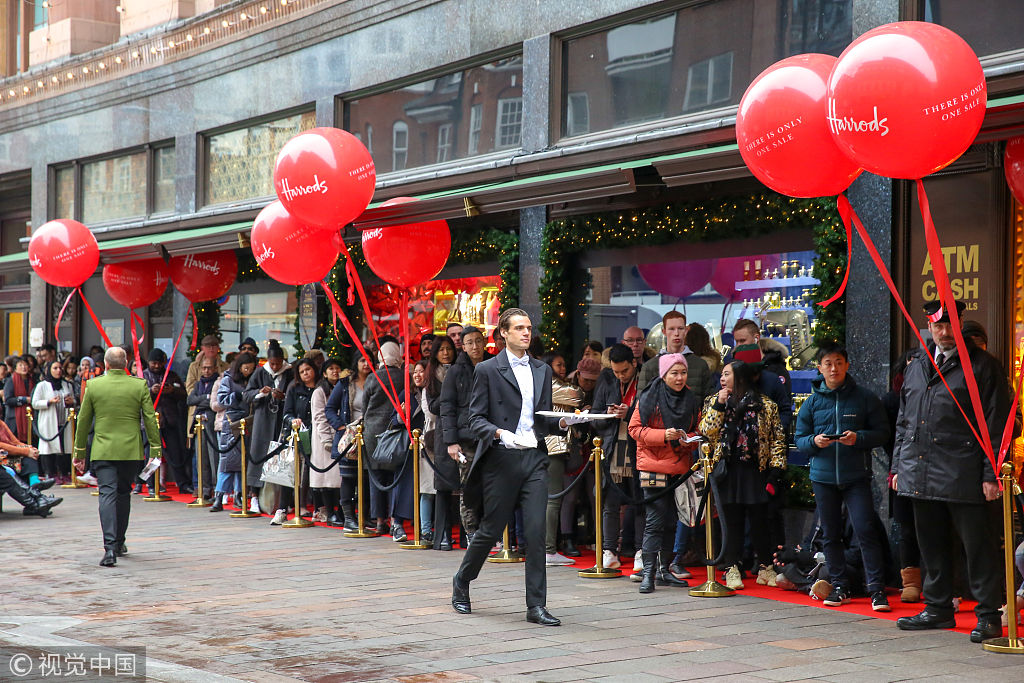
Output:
[249,497,261,514]
[724,565,744,591]
[78,472,98,486]
[270,509,287,525]
[630,550,644,582]
[602,550,621,569]
[545,552,575,566]
[810,579,832,601]
[756,565,778,586]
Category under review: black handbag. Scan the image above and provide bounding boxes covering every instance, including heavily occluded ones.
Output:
[367,427,410,471]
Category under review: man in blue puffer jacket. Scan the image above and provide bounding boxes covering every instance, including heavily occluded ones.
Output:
[795,342,890,611]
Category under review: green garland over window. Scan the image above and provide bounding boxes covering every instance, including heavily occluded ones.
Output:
[539,192,846,353]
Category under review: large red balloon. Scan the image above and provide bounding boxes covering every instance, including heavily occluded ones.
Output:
[1005,138,1024,205]
[28,219,100,287]
[273,127,376,229]
[169,250,238,302]
[638,260,714,299]
[251,201,340,286]
[361,198,451,289]
[102,258,169,309]
[737,54,862,198]
[827,21,986,180]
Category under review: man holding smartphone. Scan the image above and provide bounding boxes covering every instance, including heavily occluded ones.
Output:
[795,343,890,610]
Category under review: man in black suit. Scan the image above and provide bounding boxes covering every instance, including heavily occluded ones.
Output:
[452,308,581,626]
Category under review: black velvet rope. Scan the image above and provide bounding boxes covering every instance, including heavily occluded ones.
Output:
[32,420,69,443]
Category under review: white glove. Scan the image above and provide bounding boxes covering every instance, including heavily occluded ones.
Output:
[562,413,589,426]
[498,430,518,449]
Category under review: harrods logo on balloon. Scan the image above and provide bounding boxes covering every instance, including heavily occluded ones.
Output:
[179,253,221,276]
[277,175,329,203]
[826,102,889,137]
[254,242,276,266]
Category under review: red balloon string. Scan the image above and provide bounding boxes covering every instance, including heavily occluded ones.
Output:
[320,279,408,429]
[154,304,196,410]
[400,288,412,440]
[916,179,995,474]
[129,309,145,379]
[77,287,113,348]
[817,195,853,308]
[837,194,998,475]
[345,257,357,306]
[54,289,76,346]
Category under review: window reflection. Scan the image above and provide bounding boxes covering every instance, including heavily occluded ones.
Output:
[81,152,147,224]
[345,56,524,174]
[925,0,1024,58]
[562,0,852,137]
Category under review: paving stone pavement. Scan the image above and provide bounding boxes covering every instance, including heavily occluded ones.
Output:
[4,490,1024,682]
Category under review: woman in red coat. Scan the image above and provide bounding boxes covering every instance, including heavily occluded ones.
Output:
[628,353,700,594]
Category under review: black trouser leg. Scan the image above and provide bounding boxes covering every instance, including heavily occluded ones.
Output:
[161,425,190,488]
[94,460,135,550]
[892,493,920,567]
[602,482,625,552]
[642,492,675,554]
[518,453,550,607]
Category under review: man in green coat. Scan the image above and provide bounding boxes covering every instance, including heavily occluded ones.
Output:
[73,347,161,567]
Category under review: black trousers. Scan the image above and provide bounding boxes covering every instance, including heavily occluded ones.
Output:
[161,423,191,489]
[456,446,548,608]
[93,460,141,550]
[721,502,772,569]
[641,490,676,554]
[912,498,1001,620]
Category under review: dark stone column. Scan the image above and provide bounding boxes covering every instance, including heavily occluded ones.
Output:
[518,206,545,325]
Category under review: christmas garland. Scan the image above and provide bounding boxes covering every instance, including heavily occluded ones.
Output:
[539,193,846,353]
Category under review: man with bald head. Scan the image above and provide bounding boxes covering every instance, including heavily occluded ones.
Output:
[621,326,648,367]
[73,347,161,567]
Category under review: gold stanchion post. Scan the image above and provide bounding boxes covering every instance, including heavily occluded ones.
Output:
[61,408,86,489]
[26,405,33,447]
[488,525,525,563]
[689,448,734,598]
[187,415,211,507]
[144,414,171,502]
[345,425,378,538]
[400,428,430,549]
[230,419,260,518]
[580,437,621,578]
[983,460,1024,653]
[283,422,313,528]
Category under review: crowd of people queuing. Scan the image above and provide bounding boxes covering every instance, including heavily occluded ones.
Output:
[3,300,1023,642]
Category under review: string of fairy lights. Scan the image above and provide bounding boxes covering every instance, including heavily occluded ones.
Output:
[538,192,847,353]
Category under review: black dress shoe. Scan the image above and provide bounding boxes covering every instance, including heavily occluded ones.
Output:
[23,495,62,517]
[559,541,581,558]
[970,619,1002,643]
[896,608,956,630]
[526,606,561,626]
[439,540,453,551]
[179,486,194,495]
[209,499,224,512]
[115,543,128,557]
[100,550,117,567]
[451,576,471,614]
[31,477,56,491]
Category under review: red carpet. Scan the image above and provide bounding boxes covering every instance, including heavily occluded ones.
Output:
[106,483,1005,636]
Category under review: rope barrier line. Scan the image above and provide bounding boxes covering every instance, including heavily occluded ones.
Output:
[32,419,69,443]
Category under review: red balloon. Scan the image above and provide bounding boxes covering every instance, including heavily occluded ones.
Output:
[28,219,100,287]
[273,127,376,229]
[251,201,339,286]
[169,250,238,303]
[1005,138,1024,205]
[102,258,169,309]
[638,260,714,299]
[361,198,451,289]
[737,54,862,197]
[827,21,986,179]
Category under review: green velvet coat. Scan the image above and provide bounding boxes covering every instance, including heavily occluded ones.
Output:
[73,369,161,462]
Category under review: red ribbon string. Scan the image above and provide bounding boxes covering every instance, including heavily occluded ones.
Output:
[320,279,408,429]
[77,287,113,348]
[345,257,357,306]
[154,303,196,410]
[817,199,853,308]
[54,289,76,346]
[400,288,412,440]
[129,309,146,378]
[916,179,995,473]
[837,193,995,475]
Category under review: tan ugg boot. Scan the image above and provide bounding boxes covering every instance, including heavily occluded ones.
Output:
[900,567,922,603]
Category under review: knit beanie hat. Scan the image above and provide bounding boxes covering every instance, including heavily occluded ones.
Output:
[658,352,687,378]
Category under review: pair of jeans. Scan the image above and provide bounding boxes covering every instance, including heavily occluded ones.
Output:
[812,479,887,593]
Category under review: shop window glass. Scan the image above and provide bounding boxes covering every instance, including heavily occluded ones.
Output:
[205,110,316,206]
[586,249,819,374]
[345,55,523,173]
[54,166,75,219]
[218,291,300,360]
[496,97,523,148]
[153,146,176,214]
[365,124,374,153]
[1,219,29,287]
[561,0,851,136]
[924,0,1024,58]
[81,151,147,224]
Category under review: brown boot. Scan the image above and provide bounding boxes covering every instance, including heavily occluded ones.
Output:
[900,567,922,603]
